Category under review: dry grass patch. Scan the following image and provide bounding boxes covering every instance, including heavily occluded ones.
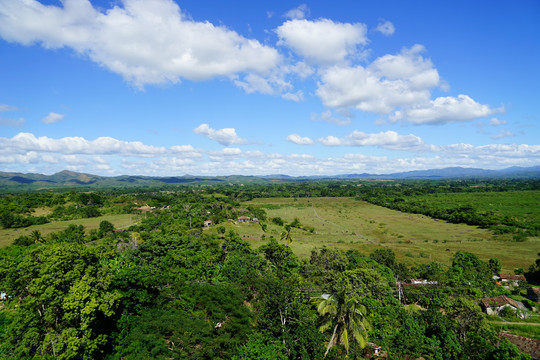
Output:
[235,197,538,271]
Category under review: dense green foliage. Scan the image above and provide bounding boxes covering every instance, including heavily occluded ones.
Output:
[0,181,538,359]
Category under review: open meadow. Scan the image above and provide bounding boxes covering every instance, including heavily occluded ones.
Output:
[207,197,539,272]
[0,213,141,248]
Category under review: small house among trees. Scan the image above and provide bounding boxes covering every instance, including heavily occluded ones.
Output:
[204,220,213,226]
[237,216,251,223]
[498,274,527,287]
[480,295,527,316]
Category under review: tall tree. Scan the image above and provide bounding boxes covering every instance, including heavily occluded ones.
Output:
[313,293,370,358]
[30,230,42,244]
[280,224,293,247]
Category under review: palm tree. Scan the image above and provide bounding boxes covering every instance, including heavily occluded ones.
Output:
[183,203,192,228]
[313,293,370,358]
[30,230,43,244]
[280,224,293,247]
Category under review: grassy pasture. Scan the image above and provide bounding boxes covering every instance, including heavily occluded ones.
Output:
[0,214,141,248]
[412,190,540,220]
[206,197,539,272]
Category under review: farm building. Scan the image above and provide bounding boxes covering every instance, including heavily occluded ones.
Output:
[480,295,527,316]
[204,220,213,226]
[237,216,251,223]
[498,274,527,287]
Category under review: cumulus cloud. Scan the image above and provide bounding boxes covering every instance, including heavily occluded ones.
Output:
[1,132,539,176]
[0,0,279,88]
[316,45,499,124]
[284,4,310,20]
[287,134,314,145]
[42,112,65,124]
[276,18,368,64]
[316,45,437,113]
[317,135,342,146]
[318,130,431,151]
[234,74,275,94]
[391,94,499,124]
[193,124,248,146]
[375,20,395,36]
[286,61,315,79]
[0,132,167,156]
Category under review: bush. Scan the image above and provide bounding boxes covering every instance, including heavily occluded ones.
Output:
[12,235,33,246]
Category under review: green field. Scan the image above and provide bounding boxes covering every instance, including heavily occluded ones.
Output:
[490,323,540,340]
[409,190,540,227]
[205,197,539,272]
[0,213,141,247]
[2,194,538,272]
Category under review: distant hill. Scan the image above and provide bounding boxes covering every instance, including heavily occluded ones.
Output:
[1,166,539,191]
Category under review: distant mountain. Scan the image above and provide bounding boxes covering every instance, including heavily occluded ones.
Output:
[331,166,540,180]
[1,166,539,191]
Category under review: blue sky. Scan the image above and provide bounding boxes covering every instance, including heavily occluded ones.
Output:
[0,0,539,176]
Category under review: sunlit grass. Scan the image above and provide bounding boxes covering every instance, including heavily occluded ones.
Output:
[207,197,540,271]
[0,214,141,247]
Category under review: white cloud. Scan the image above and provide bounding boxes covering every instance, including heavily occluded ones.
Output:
[315,45,498,125]
[375,20,395,36]
[193,124,248,146]
[0,104,24,127]
[1,132,539,176]
[316,45,437,113]
[0,104,18,111]
[234,74,275,94]
[170,144,203,159]
[61,154,89,165]
[489,117,507,126]
[41,154,59,163]
[491,130,515,140]
[42,112,65,124]
[287,134,314,145]
[318,130,431,151]
[371,45,439,89]
[392,94,500,124]
[0,116,25,127]
[282,90,304,102]
[317,135,342,146]
[0,132,167,156]
[0,152,40,164]
[286,61,314,79]
[234,64,300,96]
[152,157,196,170]
[207,147,243,161]
[284,4,310,20]
[0,0,280,88]
[311,110,351,126]
[276,19,368,65]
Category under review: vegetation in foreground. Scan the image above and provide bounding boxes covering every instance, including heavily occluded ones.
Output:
[1,179,539,359]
